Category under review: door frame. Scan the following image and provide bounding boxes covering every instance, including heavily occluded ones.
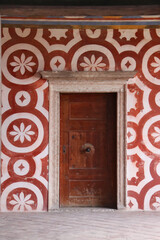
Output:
[40,71,136,210]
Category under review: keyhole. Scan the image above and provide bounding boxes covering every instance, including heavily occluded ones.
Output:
[85,147,91,153]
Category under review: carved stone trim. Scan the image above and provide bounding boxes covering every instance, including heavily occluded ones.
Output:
[40,71,136,210]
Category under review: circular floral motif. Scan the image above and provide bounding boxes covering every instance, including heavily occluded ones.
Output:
[77,51,109,71]
[7,120,37,148]
[156,163,160,177]
[80,54,106,71]
[71,45,115,71]
[155,91,160,108]
[150,56,160,73]
[142,45,160,85]
[150,191,160,210]
[142,116,160,154]
[9,51,37,78]
[144,185,160,210]
[148,52,160,78]
[7,188,37,211]
[9,191,35,211]
[2,43,44,85]
[2,113,44,153]
[148,121,160,149]
[1,182,44,212]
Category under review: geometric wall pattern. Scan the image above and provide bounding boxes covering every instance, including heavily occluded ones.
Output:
[1,23,160,211]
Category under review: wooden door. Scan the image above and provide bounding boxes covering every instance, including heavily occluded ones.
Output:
[60,93,117,208]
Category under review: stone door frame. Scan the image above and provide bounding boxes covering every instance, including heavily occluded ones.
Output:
[40,71,136,210]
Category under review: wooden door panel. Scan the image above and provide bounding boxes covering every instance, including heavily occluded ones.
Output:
[69,169,107,180]
[69,131,105,169]
[66,121,107,131]
[60,93,117,208]
[69,180,106,197]
[60,132,69,206]
[69,102,107,120]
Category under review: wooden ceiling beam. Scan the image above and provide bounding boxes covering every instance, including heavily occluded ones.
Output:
[0,5,160,17]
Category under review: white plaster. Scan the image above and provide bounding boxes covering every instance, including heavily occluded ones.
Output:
[35,81,49,120]
[34,29,82,53]
[105,29,152,54]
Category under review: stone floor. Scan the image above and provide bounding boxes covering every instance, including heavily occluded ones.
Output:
[0,208,160,240]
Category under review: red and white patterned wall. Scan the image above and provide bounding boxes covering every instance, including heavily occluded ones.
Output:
[1,20,160,211]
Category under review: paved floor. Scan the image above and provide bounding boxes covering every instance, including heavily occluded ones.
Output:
[0,208,160,240]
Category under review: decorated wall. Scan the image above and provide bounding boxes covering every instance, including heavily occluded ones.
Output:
[1,16,160,211]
